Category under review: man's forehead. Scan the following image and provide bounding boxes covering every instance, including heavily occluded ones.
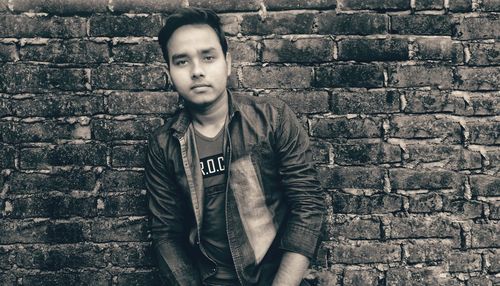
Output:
[167,24,221,52]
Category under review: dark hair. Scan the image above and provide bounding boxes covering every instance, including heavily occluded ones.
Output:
[158,7,228,64]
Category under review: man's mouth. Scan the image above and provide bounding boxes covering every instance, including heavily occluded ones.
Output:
[191,84,211,90]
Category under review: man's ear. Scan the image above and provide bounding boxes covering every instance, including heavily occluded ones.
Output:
[226,52,232,77]
[165,66,175,90]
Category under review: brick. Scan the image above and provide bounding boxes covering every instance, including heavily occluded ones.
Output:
[262,38,335,63]
[331,242,400,263]
[10,94,104,117]
[317,12,389,35]
[112,144,147,167]
[413,37,453,60]
[338,0,410,10]
[0,15,86,38]
[90,217,148,242]
[241,66,312,88]
[468,121,500,145]
[0,43,17,62]
[0,219,52,243]
[483,0,500,11]
[0,64,88,92]
[241,12,315,35]
[107,91,178,115]
[11,0,108,14]
[402,90,455,113]
[116,271,161,286]
[468,43,500,66]
[102,191,148,216]
[449,0,472,12]
[386,267,460,285]
[388,64,452,88]
[415,0,443,10]
[456,16,500,40]
[92,65,167,90]
[453,92,500,116]
[338,38,408,61]
[489,203,500,220]
[388,216,459,239]
[110,243,154,267]
[319,166,385,189]
[331,89,400,114]
[112,42,163,63]
[329,218,381,240]
[101,170,145,192]
[486,150,500,172]
[20,40,109,64]
[486,249,500,272]
[9,169,96,194]
[20,143,107,168]
[332,143,401,165]
[0,273,16,286]
[314,64,384,88]
[470,175,499,197]
[228,39,258,63]
[389,115,462,143]
[390,169,464,190]
[0,247,13,270]
[443,200,483,219]
[312,117,382,139]
[0,98,10,117]
[190,0,259,12]
[456,67,500,91]
[391,15,452,35]
[330,192,403,214]
[311,140,330,163]
[22,271,110,286]
[90,15,163,37]
[15,244,105,270]
[308,269,342,286]
[8,194,97,219]
[343,269,380,286]
[468,276,499,286]
[262,90,329,114]
[448,251,482,272]
[408,192,443,213]
[220,14,240,36]
[47,221,87,243]
[92,117,163,141]
[406,240,452,263]
[111,0,182,13]
[405,144,482,171]
[0,144,15,169]
[266,0,336,10]
[1,121,86,143]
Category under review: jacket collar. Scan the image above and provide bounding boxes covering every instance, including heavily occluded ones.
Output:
[170,89,240,136]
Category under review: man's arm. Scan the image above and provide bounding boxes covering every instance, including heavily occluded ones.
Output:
[273,102,326,285]
[145,133,201,286]
[272,252,310,286]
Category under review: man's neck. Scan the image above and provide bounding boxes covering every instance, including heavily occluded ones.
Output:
[188,91,229,138]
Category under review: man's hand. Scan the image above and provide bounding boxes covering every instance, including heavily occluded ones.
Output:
[272,252,310,286]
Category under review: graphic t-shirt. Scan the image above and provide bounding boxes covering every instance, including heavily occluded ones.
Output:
[195,127,239,285]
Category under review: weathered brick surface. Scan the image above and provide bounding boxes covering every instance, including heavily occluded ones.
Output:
[455,16,500,40]
[241,12,316,35]
[316,12,389,35]
[314,64,385,87]
[391,15,452,35]
[1,2,498,285]
[338,38,408,61]
[263,38,335,63]
[241,66,312,88]
[331,89,400,114]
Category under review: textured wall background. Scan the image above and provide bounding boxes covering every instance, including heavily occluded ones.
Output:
[0,0,499,285]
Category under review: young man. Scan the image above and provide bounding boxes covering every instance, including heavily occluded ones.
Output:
[145,7,325,286]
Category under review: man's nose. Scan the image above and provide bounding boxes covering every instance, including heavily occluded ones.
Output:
[191,59,205,78]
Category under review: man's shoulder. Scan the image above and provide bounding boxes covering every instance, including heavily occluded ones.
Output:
[148,110,182,145]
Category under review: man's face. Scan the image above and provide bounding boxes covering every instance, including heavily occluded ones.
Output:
[166,24,231,109]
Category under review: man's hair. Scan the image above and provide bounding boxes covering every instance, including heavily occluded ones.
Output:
[158,7,228,64]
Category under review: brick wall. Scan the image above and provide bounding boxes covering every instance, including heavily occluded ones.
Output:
[0,0,499,285]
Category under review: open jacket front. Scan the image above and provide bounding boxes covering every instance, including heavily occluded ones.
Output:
[145,92,325,286]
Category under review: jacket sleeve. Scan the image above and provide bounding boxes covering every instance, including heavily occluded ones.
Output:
[275,103,326,259]
[145,133,201,286]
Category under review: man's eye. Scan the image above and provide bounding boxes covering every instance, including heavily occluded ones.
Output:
[174,60,187,66]
[204,56,215,61]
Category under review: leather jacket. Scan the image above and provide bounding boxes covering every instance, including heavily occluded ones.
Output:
[145,91,325,286]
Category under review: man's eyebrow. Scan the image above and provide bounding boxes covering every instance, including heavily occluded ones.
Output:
[171,53,188,60]
[200,48,217,54]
